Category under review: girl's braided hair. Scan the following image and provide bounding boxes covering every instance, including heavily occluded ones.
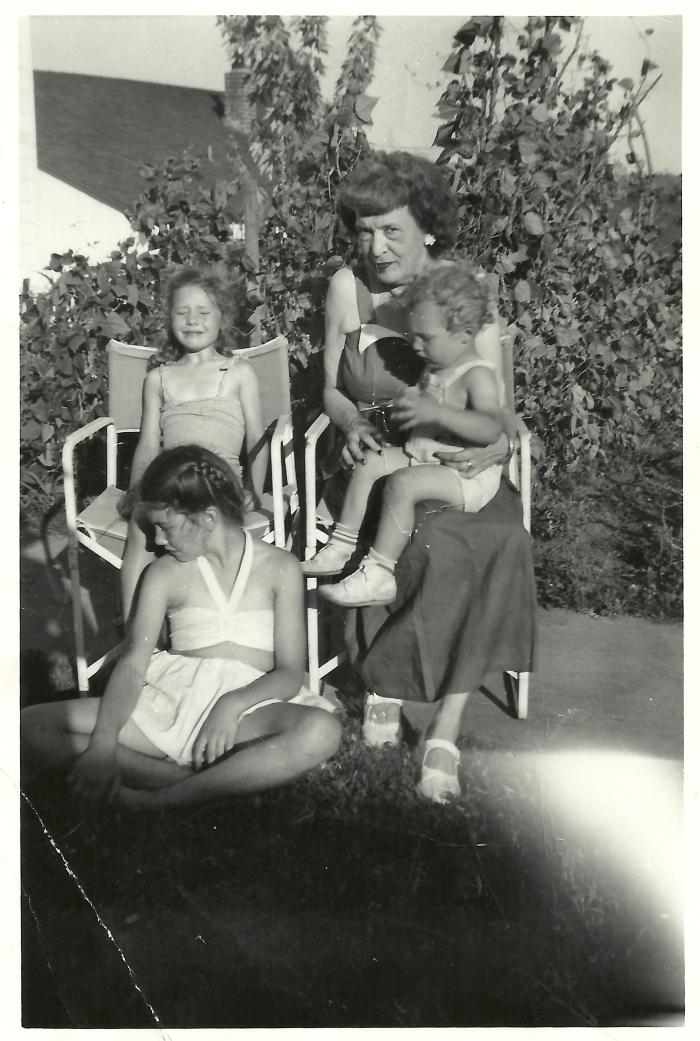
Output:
[405,260,495,336]
[148,265,243,369]
[140,445,244,526]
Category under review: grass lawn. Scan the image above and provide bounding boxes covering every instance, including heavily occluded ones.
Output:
[19,534,684,1028]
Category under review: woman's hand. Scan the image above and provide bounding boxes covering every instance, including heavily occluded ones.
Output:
[393,388,440,431]
[341,416,384,467]
[68,743,121,804]
[436,432,510,479]
[191,696,243,771]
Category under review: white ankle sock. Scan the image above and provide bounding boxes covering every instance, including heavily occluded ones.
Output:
[333,523,359,548]
[368,547,397,572]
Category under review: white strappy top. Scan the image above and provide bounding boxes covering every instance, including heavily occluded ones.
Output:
[168,531,275,653]
[419,358,505,407]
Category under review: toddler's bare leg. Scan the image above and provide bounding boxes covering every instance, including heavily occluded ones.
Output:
[337,447,408,532]
[373,464,464,562]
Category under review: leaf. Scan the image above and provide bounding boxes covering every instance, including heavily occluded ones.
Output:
[354,94,378,124]
[104,312,130,337]
[514,280,531,303]
[523,211,544,237]
[455,21,479,47]
[618,77,634,91]
[518,137,539,166]
[21,420,42,441]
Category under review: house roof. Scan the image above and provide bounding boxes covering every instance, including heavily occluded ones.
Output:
[33,70,243,215]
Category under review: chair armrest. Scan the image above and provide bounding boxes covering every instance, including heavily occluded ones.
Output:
[305,412,331,448]
[269,413,293,547]
[62,417,118,532]
[304,413,332,556]
[513,415,531,534]
[515,415,531,447]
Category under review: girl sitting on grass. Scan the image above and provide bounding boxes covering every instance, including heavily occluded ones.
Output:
[22,445,341,808]
[119,265,268,625]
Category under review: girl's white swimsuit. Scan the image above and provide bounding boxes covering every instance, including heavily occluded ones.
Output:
[129,532,333,766]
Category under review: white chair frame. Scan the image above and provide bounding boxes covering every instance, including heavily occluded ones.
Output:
[62,336,297,695]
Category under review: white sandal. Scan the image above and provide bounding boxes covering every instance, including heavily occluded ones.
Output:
[362,692,402,748]
[417,738,461,803]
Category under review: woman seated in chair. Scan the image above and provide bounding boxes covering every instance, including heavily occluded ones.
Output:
[312,149,535,803]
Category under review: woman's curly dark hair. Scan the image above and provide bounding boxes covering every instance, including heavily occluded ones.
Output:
[336,150,458,255]
[148,266,241,369]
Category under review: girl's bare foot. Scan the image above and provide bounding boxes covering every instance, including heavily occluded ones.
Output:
[118,786,163,809]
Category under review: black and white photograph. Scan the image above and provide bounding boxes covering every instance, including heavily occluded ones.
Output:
[13,7,685,1034]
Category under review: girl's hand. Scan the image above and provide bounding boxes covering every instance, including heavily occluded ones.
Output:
[191,697,243,770]
[393,389,440,430]
[436,433,509,479]
[341,416,384,467]
[68,744,121,804]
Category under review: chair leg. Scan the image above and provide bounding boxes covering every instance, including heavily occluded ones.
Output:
[516,672,530,720]
[66,538,90,695]
[504,670,530,720]
[306,578,322,695]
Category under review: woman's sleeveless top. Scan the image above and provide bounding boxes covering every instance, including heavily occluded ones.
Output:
[169,531,274,654]
[160,358,245,478]
[337,268,423,408]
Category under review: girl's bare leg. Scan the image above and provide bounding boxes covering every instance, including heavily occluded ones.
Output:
[120,515,155,626]
[21,699,191,789]
[373,464,464,561]
[120,703,343,808]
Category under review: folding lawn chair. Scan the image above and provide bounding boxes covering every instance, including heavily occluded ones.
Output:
[303,331,532,718]
[62,335,298,694]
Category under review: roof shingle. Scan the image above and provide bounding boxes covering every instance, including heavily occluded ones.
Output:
[34,70,240,214]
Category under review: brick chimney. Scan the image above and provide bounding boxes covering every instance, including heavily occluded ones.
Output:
[224,70,252,134]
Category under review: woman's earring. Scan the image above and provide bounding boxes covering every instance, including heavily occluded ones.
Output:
[423,233,436,247]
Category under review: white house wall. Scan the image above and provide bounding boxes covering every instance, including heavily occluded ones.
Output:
[23,172,131,293]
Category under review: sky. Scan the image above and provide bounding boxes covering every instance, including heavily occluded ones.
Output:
[27,10,683,174]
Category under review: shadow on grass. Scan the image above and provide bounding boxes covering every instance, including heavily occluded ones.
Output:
[20,710,683,1029]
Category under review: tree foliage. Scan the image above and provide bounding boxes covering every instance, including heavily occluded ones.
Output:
[433,16,681,614]
[20,16,681,618]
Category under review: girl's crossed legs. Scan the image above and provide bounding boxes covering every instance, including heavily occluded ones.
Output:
[21,696,342,809]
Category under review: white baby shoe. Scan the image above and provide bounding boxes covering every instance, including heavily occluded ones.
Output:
[301,538,355,576]
[318,556,397,607]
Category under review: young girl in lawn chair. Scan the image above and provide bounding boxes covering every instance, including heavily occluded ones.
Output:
[304,262,505,608]
[119,265,268,624]
[22,445,340,808]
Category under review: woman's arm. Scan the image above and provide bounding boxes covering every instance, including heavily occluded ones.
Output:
[127,369,163,488]
[68,562,170,801]
[237,360,268,504]
[322,270,383,461]
[190,551,305,769]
